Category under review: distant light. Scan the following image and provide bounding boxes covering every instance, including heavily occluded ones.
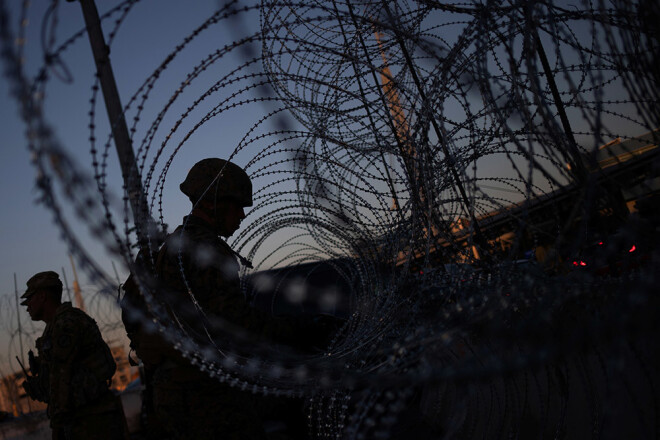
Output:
[598,241,603,245]
[580,261,587,266]
[419,270,424,274]
[629,245,636,253]
[573,261,578,266]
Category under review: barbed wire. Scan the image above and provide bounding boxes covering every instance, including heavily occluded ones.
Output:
[1,0,658,437]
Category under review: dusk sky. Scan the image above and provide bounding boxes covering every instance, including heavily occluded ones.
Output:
[1,1,261,289]
[2,0,642,296]
[0,3,656,438]
[1,0,651,375]
[0,0,268,372]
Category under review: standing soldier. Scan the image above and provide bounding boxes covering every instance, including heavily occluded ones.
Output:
[124,158,336,438]
[146,158,271,439]
[21,271,129,440]
[123,158,306,439]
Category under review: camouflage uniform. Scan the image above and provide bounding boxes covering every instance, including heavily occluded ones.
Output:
[151,214,279,439]
[146,159,302,439]
[22,272,128,440]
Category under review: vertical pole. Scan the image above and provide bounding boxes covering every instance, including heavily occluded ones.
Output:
[373,29,409,212]
[13,273,30,414]
[61,267,73,303]
[13,274,25,372]
[336,2,404,224]
[111,260,121,286]
[533,24,628,223]
[532,28,588,182]
[380,2,489,254]
[73,0,154,246]
[69,255,86,312]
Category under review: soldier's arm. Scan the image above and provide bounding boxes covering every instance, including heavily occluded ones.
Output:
[22,378,41,401]
[19,356,43,402]
[28,350,41,371]
[193,260,308,346]
[163,238,316,347]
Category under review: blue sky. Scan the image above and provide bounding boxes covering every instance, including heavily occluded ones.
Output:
[0,0,265,372]
[0,1,258,289]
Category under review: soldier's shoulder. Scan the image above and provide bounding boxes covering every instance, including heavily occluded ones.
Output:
[214,236,234,257]
[55,305,97,329]
[61,304,92,319]
[162,221,232,261]
[162,221,215,252]
[183,219,218,243]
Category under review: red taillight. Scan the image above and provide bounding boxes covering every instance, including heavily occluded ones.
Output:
[629,245,636,253]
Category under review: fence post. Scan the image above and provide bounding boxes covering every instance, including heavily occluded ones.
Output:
[72,0,159,247]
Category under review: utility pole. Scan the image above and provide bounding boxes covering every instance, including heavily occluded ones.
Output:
[532,28,588,183]
[373,29,410,212]
[13,274,25,373]
[334,2,403,224]
[13,273,31,413]
[111,260,122,286]
[61,267,73,303]
[380,2,490,256]
[69,0,158,247]
[69,255,86,312]
[530,19,629,228]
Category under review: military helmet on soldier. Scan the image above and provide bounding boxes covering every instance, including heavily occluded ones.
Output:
[20,271,63,305]
[180,158,252,207]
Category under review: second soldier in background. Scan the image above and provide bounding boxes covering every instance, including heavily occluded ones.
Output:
[21,271,129,440]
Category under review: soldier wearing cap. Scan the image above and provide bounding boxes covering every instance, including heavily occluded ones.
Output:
[21,271,129,440]
[141,158,298,439]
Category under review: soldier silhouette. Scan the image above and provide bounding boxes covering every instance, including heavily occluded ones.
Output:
[141,159,287,439]
[21,271,129,440]
[123,158,342,439]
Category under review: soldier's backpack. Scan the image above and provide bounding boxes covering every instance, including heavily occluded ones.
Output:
[120,249,177,368]
[120,268,148,366]
[69,309,118,406]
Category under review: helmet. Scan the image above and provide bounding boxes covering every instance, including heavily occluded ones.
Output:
[180,158,253,207]
[21,271,63,305]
